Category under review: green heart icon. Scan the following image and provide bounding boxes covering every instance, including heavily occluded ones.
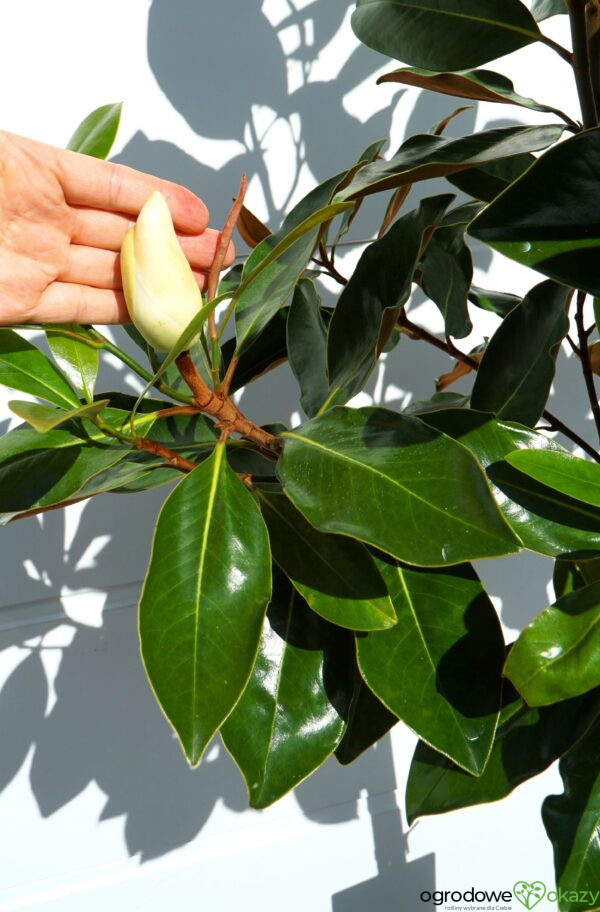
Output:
[514,881,546,909]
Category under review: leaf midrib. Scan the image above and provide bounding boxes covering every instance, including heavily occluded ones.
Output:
[191,447,223,756]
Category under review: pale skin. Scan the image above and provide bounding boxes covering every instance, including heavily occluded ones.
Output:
[0,130,234,325]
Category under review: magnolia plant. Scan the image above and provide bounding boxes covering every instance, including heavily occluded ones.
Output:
[3,0,600,902]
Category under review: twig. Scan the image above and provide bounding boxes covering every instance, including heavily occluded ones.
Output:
[575,290,600,443]
[207,175,247,324]
[313,242,348,286]
[176,351,281,455]
[399,309,600,462]
[567,0,599,127]
[220,356,239,396]
[205,174,247,386]
[132,438,197,472]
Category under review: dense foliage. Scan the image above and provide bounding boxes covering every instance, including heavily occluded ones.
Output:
[2,2,600,903]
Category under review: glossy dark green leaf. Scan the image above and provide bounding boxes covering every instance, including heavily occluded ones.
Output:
[419,220,474,339]
[8,399,109,433]
[378,67,572,123]
[279,407,519,566]
[469,129,600,296]
[351,0,541,71]
[139,445,271,765]
[257,490,396,631]
[554,558,600,599]
[221,308,288,395]
[234,174,352,355]
[287,279,330,418]
[407,688,600,822]
[0,440,127,522]
[504,581,600,706]
[423,409,600,557]
[447,152,535,202]
[335,669,398,765]
[221,571,353,808]
[335,125,562,202]
[506,450,600,508]
[46,325,99,401]
[67,102,122,159]
[467,286,521,318]
[326,195,453,409]
[471,281,569,425]
[543,717,600,909]
[357,560,504,774]
[403,392,470,415]
[532,0,567,20]
[0,330,79,408]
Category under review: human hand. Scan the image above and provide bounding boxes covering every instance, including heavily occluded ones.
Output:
[0,130,234,325]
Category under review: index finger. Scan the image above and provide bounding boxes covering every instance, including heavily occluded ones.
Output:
[54,146,210,234]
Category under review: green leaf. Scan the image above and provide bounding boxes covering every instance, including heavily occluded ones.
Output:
[554,558,600,600]
[221,308,289,395]
[139,445,271,765]
[325,195,453,409]
[335,124,563,201]
[257,490,397,631]
[506,450,600,509]
[0,330,79,408]
[221,571,353,808]
[467,286,521,318]
[279,407,520,566]
[471,280,570,425]
[532,0,567,21]
[287,279,330,418]
[67,103,122,159]
[404,391,470,415]
[423,409,600,557]
[419,218,474,339]
[8,399,110,433]
[0,440,127,522]
[543,717,600,910]
[234,201,352,356]
[335,670,398,765]
[46,325,100,402]
[407,688,600,822]
[504,581,600,706]
[351,0,541,71]
[357,560,504,774]
[378,67,573,124]
[469,128,600,297]
[447,153,535,203]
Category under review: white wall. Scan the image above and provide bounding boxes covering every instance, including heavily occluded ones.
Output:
[0,2,586,909]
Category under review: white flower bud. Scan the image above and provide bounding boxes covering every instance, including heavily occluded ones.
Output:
[120,191,203,352]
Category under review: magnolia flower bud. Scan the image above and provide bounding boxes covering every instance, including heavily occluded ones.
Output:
[120,191,203,352]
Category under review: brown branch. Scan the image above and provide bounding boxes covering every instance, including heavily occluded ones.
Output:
[575,290,600,443]
[399,308,600,462]
[220,356,239,396]
[155,406,204,419]
[176,351,281,455]
[314,242,348,286]
[133,437,197,472]
[207,174,248,344]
